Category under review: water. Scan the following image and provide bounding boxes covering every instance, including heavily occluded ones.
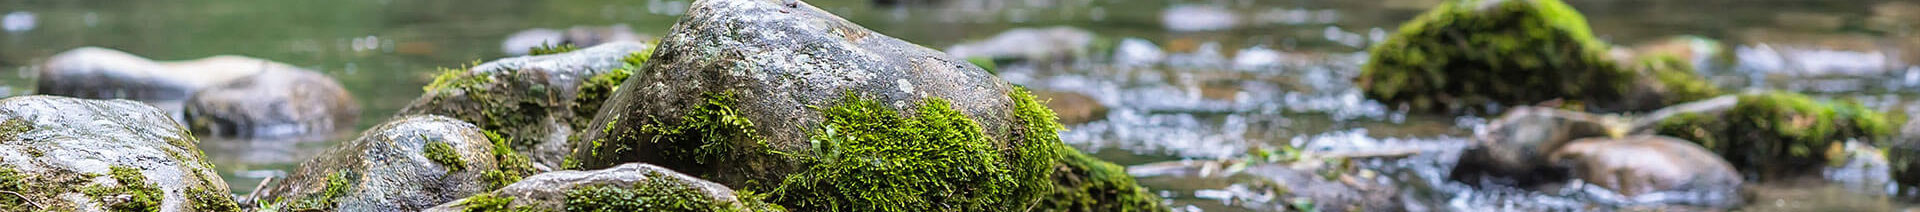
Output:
[1,0,1918,210]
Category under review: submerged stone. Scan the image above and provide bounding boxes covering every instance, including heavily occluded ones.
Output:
[1648,92,1896,179]
[1356,0,1715,113]
[567,0,1160,210]
[401,41,651,169]
[1548,135,1744,208]
[34,47,360,138]
[1451,106,1628,188]
[0,95,235,211]
[186,64,361,138]
[426,163,777,211]
[246,115,510,211]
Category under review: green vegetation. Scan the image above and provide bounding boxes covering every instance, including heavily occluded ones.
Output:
[293,171,355,210]
[424,140,468,172]
[80,166,163,212]
[482,131,540,190]
[1036,147,1167,211]
[563,171,775,212]
[1638,54,1720,105]
[187,186,240,211]
[571,52,646,130]
[530,43,581,56]
[766,93,1023,211]
[577,91,767,172]
[1654,92,1896,178]
[1357,0,1705,112]
[460,193,542,212]
[0,118,29,141]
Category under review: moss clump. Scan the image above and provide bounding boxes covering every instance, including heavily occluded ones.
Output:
[1639,54,1720,105]
[530,43,581,56]
[570,52,646,130]
[1008,86,1064,204]
[424,139,468,172]
[0,166,32,211]
[293,171,355,210]
[460,193,542,212]
[482,131,539,190]
[1037,147,1167,211]
[1653,92,1896,178]
[565,170,773,212]
[81,166,163,212]
[0,118,29,141]
[766,94,1021,211]
[579,91,765,172]
[1357,0,1632,111]
[188,186,239,211]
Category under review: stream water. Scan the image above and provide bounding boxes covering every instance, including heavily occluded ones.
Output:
[2,0,1918,211]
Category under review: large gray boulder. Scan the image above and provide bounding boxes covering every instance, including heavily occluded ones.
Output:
[1548,135,1744,208]
[400,41,650,169]
[567,0,1155,210]
[425,163,776,211]
[245,115,531,211]
[0,95,237,211]
[34,47,360,138]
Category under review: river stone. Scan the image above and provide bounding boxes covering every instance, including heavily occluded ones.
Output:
[501,24,647,56]
[0,95,237,211]
[425,163,774,211]
[1450,106,1629,188]
[246,115,504,211]
[568,0,1153,210]
[945,26,1098,63]
[185,66,360,138]
[34,47,267,121]
[401,41,650,169]
[1548,135,1744,208]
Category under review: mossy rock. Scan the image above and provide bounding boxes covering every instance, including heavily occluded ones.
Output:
[426,163,780,212]
[1357,0,1715,113]
[1650,92,1896,179]
[0,95,237,211]
[566,0,1161,210]
[1036,147,1166,212]
[247,115,526,211]
[401,41,653,169]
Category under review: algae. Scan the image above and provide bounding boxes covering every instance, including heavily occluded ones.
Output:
[424,139,468,172]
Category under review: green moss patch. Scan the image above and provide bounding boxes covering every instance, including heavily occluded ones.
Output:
[0,118,29,141]
[482,131,540,190]
[578,91,766,172]
[570,52,646,130]
[766,94,1021,211]
[1639,54,1720,105]
[80,166,163,212]
[424,139,468,172]
[188,186,239,211]
[293,171,355,210]
[1653,92,1896,178]
[565,167,774,212]
[1037,147,1167,211]
[460,193,542,212]
[1357,0,1632,111]
[530,43,581,56]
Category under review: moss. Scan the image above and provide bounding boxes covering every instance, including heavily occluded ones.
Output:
[425,67,493,93]
[1639,54,1721,105]
[293,171,355,210]
[579,91,765,171]
[80,166,163,212]
[0,118,30,141]
[564,171,769,212]
[481,131,538,190]
[1036,147,1167,212]
[424,139,468,172]
[460,193,543,212]
[570,52,645,130]
[1653,92,1896,178]
[766,94,1021,211]
[966,57,998,74]
[187,186,239,211]
[1008,86,1064,204]
[0,166,32,211]
[530,43,580,56]
[1357,0,1631,112]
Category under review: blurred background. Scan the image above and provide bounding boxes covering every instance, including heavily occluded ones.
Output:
[1,0,1917,210]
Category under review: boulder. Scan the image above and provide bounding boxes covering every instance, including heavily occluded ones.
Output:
[566,0,1157,210]
[0,95,236,211]
[246,115,535,211]
[425,163,777,211]
[34,47,359,137]
[1450,106,1628,187]
[1031,90,1107,125]
[945,26,1098,63]
[1548,135,1744,208]
[401,41,651,169]
[186,66,360,138]
[1647,92,1896,179]
[1355,0,1717,113]
[501,24,647,56]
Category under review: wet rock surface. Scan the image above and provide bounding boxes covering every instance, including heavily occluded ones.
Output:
[425,163,773,211]
[1548,135,1744,208]
[569,0,1153,210]
[1451,106,1626,188]
[401,41,649,169]
[34,47,360,138]
[186,66,360,138]
[246,115,511,211]
[0,95,236,211]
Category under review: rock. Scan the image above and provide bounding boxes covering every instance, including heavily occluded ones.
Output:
[1031,90,1107,125]
[1113,38,1167,67]
[501,24,647,56]
[945,26,1097,63]
[1888,118,1920,191]
[185,66,360,138]
[1450,106,1628,187]
[0,95,236,211]
[568,0,1157,210]
[1039,148,1166,211]
[1547,135,1744,208]
[34,47,267,120]
[425,163,776,211]
[34,47,359,138]
[1647,92,1896,180]
[246,115,535,211]
[401,41,651,169]
[1355,0,1716,113]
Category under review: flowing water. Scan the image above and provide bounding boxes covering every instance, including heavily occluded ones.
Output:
[2,0,1918,211]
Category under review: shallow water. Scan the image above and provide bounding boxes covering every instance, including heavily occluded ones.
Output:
[2,0,1919,210]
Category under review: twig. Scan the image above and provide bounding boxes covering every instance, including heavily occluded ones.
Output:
[1,190,41,209]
